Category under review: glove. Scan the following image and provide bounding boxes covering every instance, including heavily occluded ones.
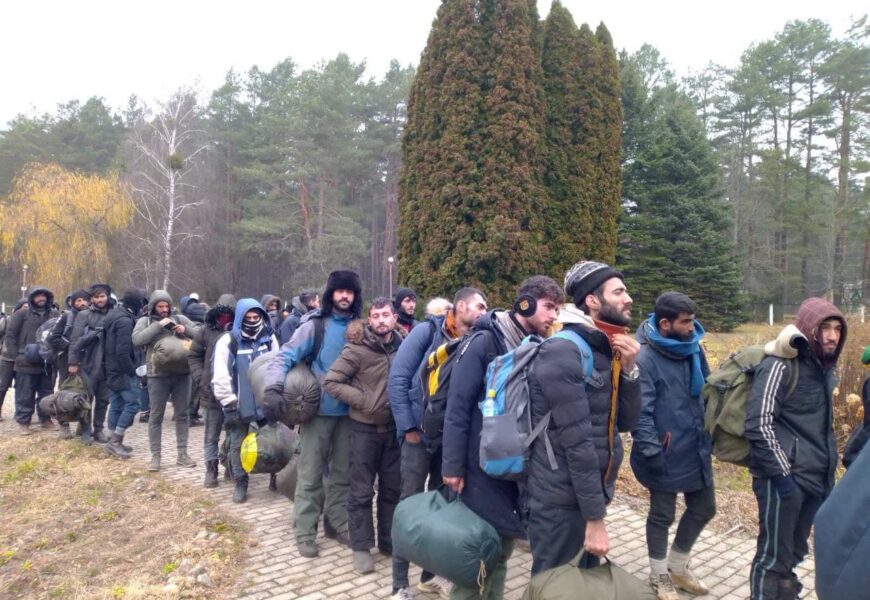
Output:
[773,474,798,498]
[262,385,285,423]
[646,452,667,476]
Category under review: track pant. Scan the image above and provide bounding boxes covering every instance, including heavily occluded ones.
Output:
[647,485,716,559]
[750,477,823,600]
[294,415,351,543]
[391,440,443,591]
[347,420,400,552]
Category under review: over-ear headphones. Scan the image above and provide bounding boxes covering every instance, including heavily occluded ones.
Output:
[513,294,537,317]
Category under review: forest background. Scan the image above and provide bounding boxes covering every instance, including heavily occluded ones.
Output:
[0,3,867,332]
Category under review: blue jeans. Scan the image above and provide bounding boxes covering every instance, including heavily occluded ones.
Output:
[227,422,250,481]
[108,375,140,432]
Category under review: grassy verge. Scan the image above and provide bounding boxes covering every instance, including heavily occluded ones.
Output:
[0,434,247,599]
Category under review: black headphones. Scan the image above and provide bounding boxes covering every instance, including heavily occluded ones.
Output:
[513,294,537,317]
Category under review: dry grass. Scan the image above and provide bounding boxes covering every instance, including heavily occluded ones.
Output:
[618,319,868,536]
[0,435,248,600]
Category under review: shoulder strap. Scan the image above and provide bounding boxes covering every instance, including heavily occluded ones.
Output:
[228,335,239,357]
[785,358,800,398]
[551,330,594,379]
[306,316,325,366]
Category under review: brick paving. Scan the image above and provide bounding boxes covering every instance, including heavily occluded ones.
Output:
[0,397,818,599]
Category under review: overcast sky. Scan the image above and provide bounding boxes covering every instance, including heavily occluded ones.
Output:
[1,0,865,128]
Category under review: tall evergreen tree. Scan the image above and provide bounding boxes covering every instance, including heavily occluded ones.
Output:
[620,62,744,330]
[398,0,548,304]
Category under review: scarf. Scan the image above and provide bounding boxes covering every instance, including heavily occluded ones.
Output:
[444,310,460,339]
[592,318,629,346]
[216,313,233,331]
[241,315,265,339]
[494,311,527,348]
[644,315,706,397]
[397,311,415,331]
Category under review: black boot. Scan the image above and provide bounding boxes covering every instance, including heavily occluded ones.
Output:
[269,472,278,492]
[778,578,799,600]
[204,460,219,489]
[232,476,248,503]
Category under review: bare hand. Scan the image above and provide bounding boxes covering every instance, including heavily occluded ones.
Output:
[173,324,186,335]
[443,475,465,494]
[68,365,79,375]
[405,430,422,445]
[159,317,173,327]
[611,333,640,372]
[584,519,609,556]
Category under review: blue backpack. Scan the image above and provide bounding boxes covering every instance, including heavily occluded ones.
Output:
[479,330,593,480]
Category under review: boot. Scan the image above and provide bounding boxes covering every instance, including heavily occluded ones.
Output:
[80,424,93,446]
[232,476,248,503]
[58,423,73,439]
[92,428,109,444]
[176,450,196,467]
[148,452,161,472]
[352,549,375,574]
[40,419,58,431]
[204,460,219,488]
[778,578,799,600]
[105,433,131,459]
[18,423,31,436]
[269,472,278,491]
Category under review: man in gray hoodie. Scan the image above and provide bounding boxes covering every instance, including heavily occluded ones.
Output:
[132,290,200,471]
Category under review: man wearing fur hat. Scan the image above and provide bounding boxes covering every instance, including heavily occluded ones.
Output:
[324,297,404,574]
[522,261,641,577]
[263,269,363,558]
[68,283,117,444]
[745,298,846,600]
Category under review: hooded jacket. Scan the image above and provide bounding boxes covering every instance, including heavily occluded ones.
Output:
[259,294,284,333]
[188,294,237,410]
[47,289,90,359]
[441,309,527,539]
[526,304,641,519]
[263,271,362,417]
[630,319,712,493]
[2,286,57,374]
[324,319,404,428]
[131,290,199,377]
[102,297,144,391]
[68,293,118,377]
[745,299,845,497]
[211,298,279,423]
[181,296,208,324]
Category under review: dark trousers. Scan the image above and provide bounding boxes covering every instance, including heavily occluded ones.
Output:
[81,379,111,434]
[0,359,15,412]
[227,422,250,481]
[347,421,401,552]
[147,374,191,454]
[528,497,600,575]
[750,477,823,600]
[203,406,225,463]
[647,485,716,560]
[13,370,54,425]
[392,440,442,590]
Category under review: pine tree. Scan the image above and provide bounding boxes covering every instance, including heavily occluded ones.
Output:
[620,83,744,330]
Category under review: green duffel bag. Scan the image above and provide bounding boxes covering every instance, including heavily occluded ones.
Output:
[392,490,502,590]
[523,550,657,600]
[150,335,192,375]
[240,422,298,474]
[250,351,321,427]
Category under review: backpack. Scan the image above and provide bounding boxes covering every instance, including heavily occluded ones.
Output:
[419,331,481,448]
[479,330,593,481]
[702,346,799,466]
[35,316,60,364]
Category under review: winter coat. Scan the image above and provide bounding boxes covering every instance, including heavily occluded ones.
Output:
[387,316,446,441]
[102,301,139,391]
[259,294,284,333]
[211,298,279,423]
[131,290,199,377]
[526,311,641,519]
[324,319,404,428]
[47,308,81,358]
[279,300,308,345]
[68,299,117,380]
[441,310,526,539]
[842,376,870,468]
[630,320,712,493]
[263,309,353,417]
[188,294,236,410]
[182,300,207,324]
[2,286,57,374]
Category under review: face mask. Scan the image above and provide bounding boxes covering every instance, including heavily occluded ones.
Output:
[241,315,264,338]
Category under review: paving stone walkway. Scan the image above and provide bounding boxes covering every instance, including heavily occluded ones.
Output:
[0,398,817,599]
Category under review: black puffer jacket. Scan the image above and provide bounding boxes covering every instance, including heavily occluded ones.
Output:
[68,298,117,375]
[527,319,641,518]
[2,286,57,374]
[102,301,140,391]
[188,294,236,409]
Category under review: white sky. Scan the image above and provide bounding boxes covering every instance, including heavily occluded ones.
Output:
[1,0,865,128]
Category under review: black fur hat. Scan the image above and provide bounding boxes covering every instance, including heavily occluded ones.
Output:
[321,270,362,318]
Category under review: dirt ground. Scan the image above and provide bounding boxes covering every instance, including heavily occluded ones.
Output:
[0,431,248,600]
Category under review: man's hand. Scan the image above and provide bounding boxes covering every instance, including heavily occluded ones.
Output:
[405,430,422,445]
[172,324,186,335]
[611,333,640,372]
[262,385,285,422]
[68,365,79,375]
[159,317,173,327]
[442,475,465,494]
[584,519,610,556]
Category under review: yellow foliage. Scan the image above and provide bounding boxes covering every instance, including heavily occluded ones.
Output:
[0,163,132,294]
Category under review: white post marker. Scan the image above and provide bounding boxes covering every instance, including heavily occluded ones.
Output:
[769,303,774,326]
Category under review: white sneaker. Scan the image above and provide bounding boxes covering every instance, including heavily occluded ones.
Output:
[417,575,451,597]
[391,588,414,600]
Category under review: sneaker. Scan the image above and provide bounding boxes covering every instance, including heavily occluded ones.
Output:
[391,588,413,600]
[649,573,680,600]
[417,575,451,597]
[352,549,375,574]
[148,453,161,472]
[670,567,709,596]
[176,451,196,467]
[296,540,318,558]
[18,423,31,436]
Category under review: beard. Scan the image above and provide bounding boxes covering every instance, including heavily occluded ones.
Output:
[667,329,694,342]
[598,301,631,327]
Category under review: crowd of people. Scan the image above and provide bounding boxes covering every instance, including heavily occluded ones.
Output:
[0,259,862,600]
